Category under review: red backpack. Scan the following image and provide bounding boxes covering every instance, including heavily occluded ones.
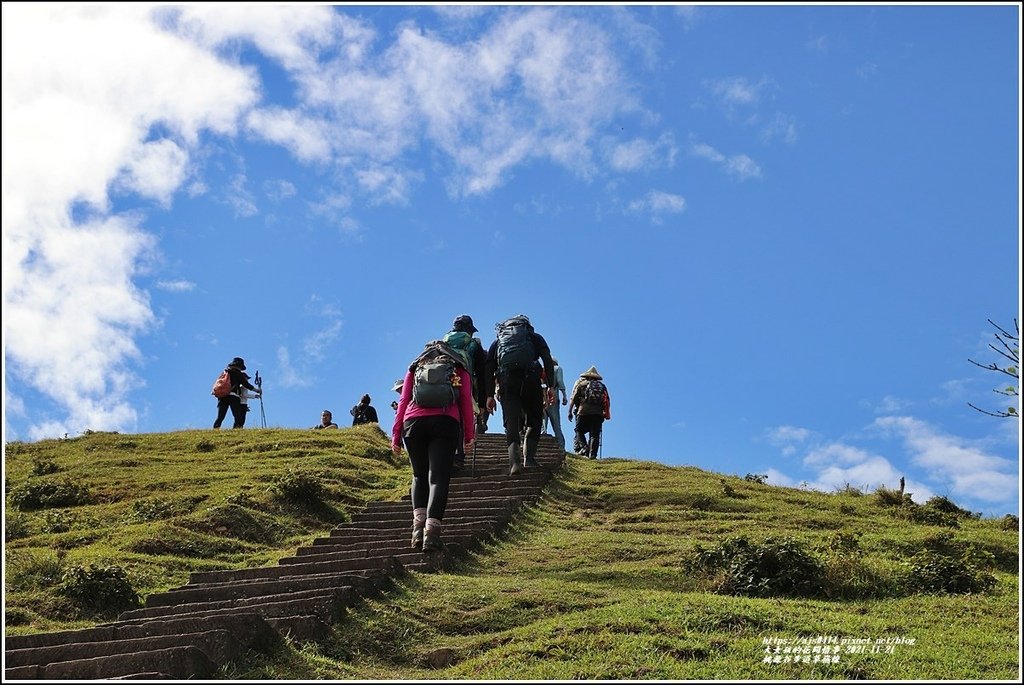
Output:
[211,370,233,398]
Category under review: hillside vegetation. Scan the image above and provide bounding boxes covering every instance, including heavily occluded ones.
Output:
[4,427,1020,680]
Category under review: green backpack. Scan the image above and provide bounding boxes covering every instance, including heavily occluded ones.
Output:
[442,331,479,397]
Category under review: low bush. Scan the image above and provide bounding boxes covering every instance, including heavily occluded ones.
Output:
[9,479,93,510]
[57,564,141,617]
[691,535,825,598]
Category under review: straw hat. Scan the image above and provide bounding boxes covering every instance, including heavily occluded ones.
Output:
[580,366,602,380]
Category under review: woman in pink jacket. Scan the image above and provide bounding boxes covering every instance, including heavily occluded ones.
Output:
[392,341,476,553]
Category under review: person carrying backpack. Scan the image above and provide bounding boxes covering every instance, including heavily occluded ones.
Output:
[212,357,261,429]
[567,366,611,459]
[350,394,379,426]
[484,315,556,475]
[442,314,488,470]
[392,339,476,553]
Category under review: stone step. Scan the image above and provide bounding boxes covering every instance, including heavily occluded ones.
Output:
[5,645,218,681]
[188,550,437,585]
[4,629,243,670]
[145,574,359,608]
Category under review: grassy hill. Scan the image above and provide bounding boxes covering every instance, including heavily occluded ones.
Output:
[4,427,1019,680]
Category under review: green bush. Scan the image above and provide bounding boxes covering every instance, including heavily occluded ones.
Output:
[874,486,913,508]
[57,564,141,617]
[5,511,31,541]
[30,459,60,476]
[691,535,825,598]
[999,514,1018,531]
[904,549,996,595]
[5,550,67,591]
[923,495,977,519]
[271,469,329,506]
[9,479,93,510]
[39,509,78,534]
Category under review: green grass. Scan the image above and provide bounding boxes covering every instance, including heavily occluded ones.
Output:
[5,430,1019,679]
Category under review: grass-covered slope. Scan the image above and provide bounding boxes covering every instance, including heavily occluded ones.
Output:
[4,428,1019,680]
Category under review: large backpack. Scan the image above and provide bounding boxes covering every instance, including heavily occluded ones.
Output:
[442,331,479,392]
[410,341,466,408]
[211,369,233,398]
[583,379,605,407]
[495,316,536,373]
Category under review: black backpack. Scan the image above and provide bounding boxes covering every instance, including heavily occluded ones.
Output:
[495,317,536,373]
[410,341,465,408]
[583,379,605,407]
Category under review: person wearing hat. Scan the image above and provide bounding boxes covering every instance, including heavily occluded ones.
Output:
[567,366,610,459]
[443,314,488,470]
[213,357,261,429]
[391,378,403,412]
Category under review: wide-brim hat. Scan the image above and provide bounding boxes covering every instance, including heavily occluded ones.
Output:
[229,357,246,370]
[453,314,478,333]
[392,378,404,393]
[580,366,602,380]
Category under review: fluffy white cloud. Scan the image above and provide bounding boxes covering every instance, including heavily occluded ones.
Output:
[690,142,762,180]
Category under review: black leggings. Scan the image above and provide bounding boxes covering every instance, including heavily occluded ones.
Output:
[403,415,460,520]
[214,396,247,429]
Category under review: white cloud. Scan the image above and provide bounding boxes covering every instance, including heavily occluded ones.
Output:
[766,425,813,445]
[627,190,686,224]
[155,279,196,293]
[3,5,259,437]
[872,416,1018,504]
[760,112,798,144]
[708,76,768,108]
[691,142,762,180]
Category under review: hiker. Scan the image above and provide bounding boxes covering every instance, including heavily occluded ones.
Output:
[212,357,261,429]
[391,378,403,412]
[442,314,488,471]
[392,339,476,553]
[350,394,379,426]
[312,410,339,429]
[541,356,568,450]
[484,315,556,475]
[568,366,611,459]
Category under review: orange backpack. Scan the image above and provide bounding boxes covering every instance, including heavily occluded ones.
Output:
[211,369,233,398]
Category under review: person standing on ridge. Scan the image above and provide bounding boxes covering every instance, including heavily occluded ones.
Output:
[442,314,488,471]
[350,394,379,426]
[392,339,476,553]
[484,315,556,475]
[568,366,611,459]
[213,357,261,430]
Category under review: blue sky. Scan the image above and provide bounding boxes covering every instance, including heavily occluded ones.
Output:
[3,3,1020,517]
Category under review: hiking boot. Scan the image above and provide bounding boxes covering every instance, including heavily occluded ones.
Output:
[411,525,424,550]
[524,456,541,469]
[422,531,444,553]
[508,444,523,475]
[452,458,465,472]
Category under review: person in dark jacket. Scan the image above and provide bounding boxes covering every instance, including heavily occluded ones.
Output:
[350,394,379,425]
[484,315,556,475]
[444,314,488,470]
[213,357,260,429]
[568,366,611,459]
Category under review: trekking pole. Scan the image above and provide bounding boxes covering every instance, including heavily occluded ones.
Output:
[255,371,267,428]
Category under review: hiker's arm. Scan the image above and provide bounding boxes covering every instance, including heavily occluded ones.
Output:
[536,336,556,405]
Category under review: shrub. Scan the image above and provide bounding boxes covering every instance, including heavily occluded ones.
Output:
[39,509,78,534]
[897,505,960,528]
[57,564,141,617]
[9,479,93,510]
[998,514,1018,531]
[874,486,913,508]
[30,459,60,476]
[691,535,825,598]
[196,440,216,453]
[923,495,976,518]
[5,511,31,541]
[127,498,180,523]
[271,469,329,506]
[904,549,996,595]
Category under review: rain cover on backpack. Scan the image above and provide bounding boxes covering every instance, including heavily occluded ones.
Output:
[495,316,536,373]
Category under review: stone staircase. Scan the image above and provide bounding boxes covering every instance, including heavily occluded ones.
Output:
[3,433,566,680]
